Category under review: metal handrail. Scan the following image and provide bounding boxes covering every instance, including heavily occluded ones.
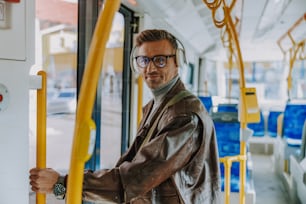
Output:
[202,1,260,204]
[277,13,306,100]
[219,155,247,204]
[66,1,121,203]
[36,70,47,204]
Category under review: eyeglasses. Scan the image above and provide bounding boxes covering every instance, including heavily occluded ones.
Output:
[134,55,176,68]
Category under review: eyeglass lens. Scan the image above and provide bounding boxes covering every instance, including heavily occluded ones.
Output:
[135,55,174,68]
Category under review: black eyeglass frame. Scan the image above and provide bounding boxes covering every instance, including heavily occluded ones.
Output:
[134,55,176,68]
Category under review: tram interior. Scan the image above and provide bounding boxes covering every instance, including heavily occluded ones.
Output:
[123,0,306,203]
[0,0,305,203]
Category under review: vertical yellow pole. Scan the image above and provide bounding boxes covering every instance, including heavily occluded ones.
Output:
[202,1,250,203]
[220,158,232,204]
[66,1,120,204]
[239,133,247,204]
[228,44,233,100]
[36,71,47,204]
[287,46,299,99]
[224,5,247,204]
[224,162,230,204]
[137,76,143,126]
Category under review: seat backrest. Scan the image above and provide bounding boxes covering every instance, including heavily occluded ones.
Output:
[198,96,213,113]
[282,103,306,146]
[217,103,238,113]
[299,120,306,161]
[212,111,250,193]
[277,113,284,137]
[212,112,240,152]
[248,111,265,137]
[211,111,239,123]
[267,110,283,137]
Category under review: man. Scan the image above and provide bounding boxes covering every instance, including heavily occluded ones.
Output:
[30,29,220,203]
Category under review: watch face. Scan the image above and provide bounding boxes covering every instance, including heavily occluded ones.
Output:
[53,183,66,198]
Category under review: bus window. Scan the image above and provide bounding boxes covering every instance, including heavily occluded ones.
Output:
[29,1,78,203]
[100,12,125,169]
[291,60,306,99]
[30,0,78,171]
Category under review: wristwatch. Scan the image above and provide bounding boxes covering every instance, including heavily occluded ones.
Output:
[53,176,66,200]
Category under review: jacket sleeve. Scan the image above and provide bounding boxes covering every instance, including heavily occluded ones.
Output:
[82,168,124,203]
[119,113,202,202]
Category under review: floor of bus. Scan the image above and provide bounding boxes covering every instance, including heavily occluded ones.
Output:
[251,154,290,204]
[29,153,292,204]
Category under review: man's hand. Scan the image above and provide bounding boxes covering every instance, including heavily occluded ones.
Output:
[29,168,60,194]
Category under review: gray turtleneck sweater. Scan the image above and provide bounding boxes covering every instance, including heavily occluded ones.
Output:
[146,75,180,122]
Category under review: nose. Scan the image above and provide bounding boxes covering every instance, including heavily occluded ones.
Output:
[146,60,157,72]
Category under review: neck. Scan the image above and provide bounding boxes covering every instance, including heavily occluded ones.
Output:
[152,75,179,100]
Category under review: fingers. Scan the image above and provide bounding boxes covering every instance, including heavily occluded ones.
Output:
[29,180,40,193]
[29,167,39,176]
[29,168,60,194]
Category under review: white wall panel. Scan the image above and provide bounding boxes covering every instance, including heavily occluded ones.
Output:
[0,0,35,203]
[0,1,27,60]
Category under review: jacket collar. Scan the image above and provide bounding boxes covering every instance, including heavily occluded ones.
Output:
[139,78,186,129]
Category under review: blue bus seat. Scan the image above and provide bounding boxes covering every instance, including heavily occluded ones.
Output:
[267,110,283,137]
[212,112,240,142]
[212,111,252,192]
[218,141,240,157]
[220,162,252,192]
[198,96,213,113]
[217,103,238,112]
[212,111,239,123]
[282,103,306,146]
[297,120,306,161]
[248,111,265,137]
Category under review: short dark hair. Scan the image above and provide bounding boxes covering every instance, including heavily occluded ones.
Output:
[135,29,178,50]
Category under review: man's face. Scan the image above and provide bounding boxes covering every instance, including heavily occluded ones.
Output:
[137,40,178,90]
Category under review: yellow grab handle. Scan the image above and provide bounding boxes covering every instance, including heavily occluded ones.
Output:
[219,155,246,204]
[75,119,96,162]
[36,70,47,204]
[66,0,121,203]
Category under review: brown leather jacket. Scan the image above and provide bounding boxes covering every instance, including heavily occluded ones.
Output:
[82,79,221,203]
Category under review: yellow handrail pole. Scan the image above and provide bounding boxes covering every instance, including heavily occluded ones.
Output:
[36,70,47,204]
[220,157,233,204]
[202,1,245,203]
[224,160,231,204]
[287,42,304,99]
[223,4,247,204]
[223,8,245,88]
[219,155,246,204]
[228,44,233,100]
[239,140,247,204]
[137,76,143,126]
[202,1,250,203]
[66,1,120,204]
[277,13,306,99]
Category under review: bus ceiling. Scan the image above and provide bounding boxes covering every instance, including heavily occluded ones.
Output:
[122,0,306,62]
